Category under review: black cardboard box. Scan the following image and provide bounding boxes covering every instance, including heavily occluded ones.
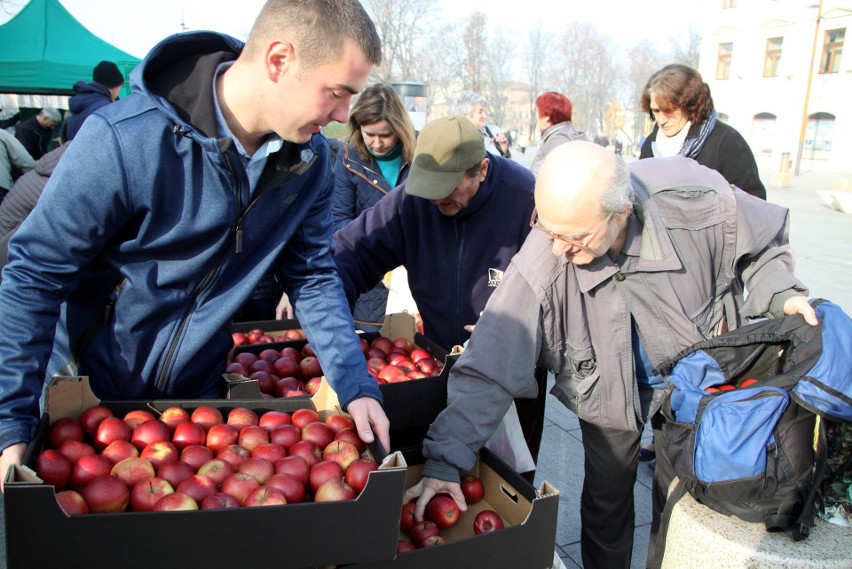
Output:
[345,447,560,569]
[4,377,408,569]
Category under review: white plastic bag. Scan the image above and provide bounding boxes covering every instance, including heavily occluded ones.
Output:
[484,401,536,473]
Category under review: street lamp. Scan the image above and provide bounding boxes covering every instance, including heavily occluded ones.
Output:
[794,1,823,176]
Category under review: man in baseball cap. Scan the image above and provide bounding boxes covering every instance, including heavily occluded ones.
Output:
[334,114,549,479]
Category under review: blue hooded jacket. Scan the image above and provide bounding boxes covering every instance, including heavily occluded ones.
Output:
[0,31,381,452]
[62,80,114,142]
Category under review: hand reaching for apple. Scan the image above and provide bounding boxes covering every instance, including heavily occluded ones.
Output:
[403,476,468,523]
[0,442,27,492]
[345,397,390,454]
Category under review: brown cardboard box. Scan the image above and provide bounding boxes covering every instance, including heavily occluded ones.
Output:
[4,376,408,569]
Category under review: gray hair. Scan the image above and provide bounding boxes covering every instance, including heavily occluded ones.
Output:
[451,91,488,116]
[41,107,61,122]
[600,156,634,213]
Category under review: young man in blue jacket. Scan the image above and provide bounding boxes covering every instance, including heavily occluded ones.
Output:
[0,0,390,485]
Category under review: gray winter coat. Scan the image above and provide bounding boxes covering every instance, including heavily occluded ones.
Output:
[529,121,584,176]
[0,129,34,192]
[422,156,808,478]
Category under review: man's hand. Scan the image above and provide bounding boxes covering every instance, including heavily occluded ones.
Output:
[784,296,818,326]
[345,397,390,454]
[275,292,293,320]
[0,442,27,493]
[403,477,468,522]
[494,133,511,157]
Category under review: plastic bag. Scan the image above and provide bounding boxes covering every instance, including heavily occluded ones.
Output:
[485,401,535,473]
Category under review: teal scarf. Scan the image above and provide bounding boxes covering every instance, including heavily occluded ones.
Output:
[368,143,403,188]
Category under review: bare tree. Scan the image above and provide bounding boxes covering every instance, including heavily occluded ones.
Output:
[483,28,514,128]
[668,26,702,68]
[524,26,549,139]
[417,22,467,118]
[364,0,437,82]
[462,12,488,94]
[626,40,667,148]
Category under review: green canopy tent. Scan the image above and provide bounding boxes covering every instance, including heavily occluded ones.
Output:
[0,0,141,97]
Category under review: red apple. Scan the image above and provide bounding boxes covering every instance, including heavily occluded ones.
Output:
[234,351,258,368]
[274,376,302,398]
[180,444,215,471]
[378,365,407,383]
[274,456,310,488]
[244,485,287,507]
[57,440,95,463]
[408,520,441,543]
[269,424,301,449]
[407,370,428,380]
[159,406,191,431]
[410,349,433,364]
[190,406,223,431]
[284,329,305,341]
[265,473,305,504]
[288,440,321,468]
[258,410,291,431]
[48,417,85,450]
[227,407,259,428]
[131,419,172,451]
[400,500,417,533]
[425,494,461,529]
[301,343,317,358]
[225,362,247,376]
[392,337,415,354]
[110,457,156,488]
[304,377,323,395]
[418,535,447,548]
[123,410,157,430]
[249,359,272,375]
[101,439,140,465]
[56,489,89,515]
[251,443,286,462]
[334,428,366,453]
[324,414,356,434]
[299,357,322,379]
[473,509,505,534]
[153,491,198,511]
[79,405,114,438]
[370,336,394,355]
[291,408,320,430]
[301,421,335,449]
[367,349,388,362]
[196,458,235,486]
[246,328,265,344]
[461,474,485,504]
[416,359,439,376]
[156,460,195,488]
[201,492,240,510]
[281,347,302,363]
[71,454,113,490]
[314,478,356,502]
[388,353,414,367]
[250,371,275,395]
[322,440,360,472]
[238,425,269,451]
[273,356,300,378]
[81,475,130,513]
[238,457,274,484]
[171,421,206,450]
[344,457,379,495]
[309,460,344,493]
[205,423,239,453]
[130,477,175,512]
[140,440,180,468]
[397,539,416,554]
[35,449,72,488]
[176,474,218,503]
[93,417,132,451]
[220,473,260,505]
[232,332,248,347]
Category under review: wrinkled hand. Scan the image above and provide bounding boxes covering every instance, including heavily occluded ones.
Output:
[275,292,293,320]
[783,296,818,326]
[0,442,26,493]
[402,476,468,522]
[345,397,390,454]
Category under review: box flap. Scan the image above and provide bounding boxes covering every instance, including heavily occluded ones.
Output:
[44,376,101,420]
[379,312,418,341]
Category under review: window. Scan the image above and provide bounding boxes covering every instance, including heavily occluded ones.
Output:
[764,37,783,77]
[717,43,733,80]
[820,28,845,74]
[752,113,777,155]
[804,112,835,159]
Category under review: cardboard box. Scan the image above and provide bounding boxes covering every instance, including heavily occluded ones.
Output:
[345,447,560,569]
[4,377,408,569]
[231,318,305,339]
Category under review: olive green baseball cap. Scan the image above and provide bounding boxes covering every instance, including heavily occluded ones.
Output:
[405,116,486,200]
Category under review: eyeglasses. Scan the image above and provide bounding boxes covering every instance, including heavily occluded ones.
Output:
[529,208,614,251]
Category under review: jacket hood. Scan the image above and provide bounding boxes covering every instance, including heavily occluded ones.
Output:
[68,81,112,114]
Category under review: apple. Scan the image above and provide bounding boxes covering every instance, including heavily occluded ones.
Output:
[304,377,323,395]
[249,359,272,375]
[269,424,301,449]
[123,409,156,429]
[227,407,259,428]
[232,332,248,347]
[314,478,356,502]
[93,417,132,451]
[225,362,247,376]
[407,370,428,379]
[201,492,240,510]
[388,353,413,367]
[246,328,265,344]
[301,343,317,358]
[57,440,95,463]
[272,356,300,378]
[400,500,417,533]
[392,337,415,354]
[324,414,356,434]
[159,406,191,431]
[473,509,505,534]
[288,440,321,468]
[48,417,85,449]
[416,359,439,376]
[217,444,251,468]
[291,408,320,429]
[180,444,214,471]
[250,371,275,395]
[196,458,235,486]
[140,440,180,468]
[284,329,305,340]
[238,425,270,451]
[176,474,218,503]
[425,494,461,528]
[256,348,280,364]
[274,377,302,398]
[274,456,310,488]
[130,477,175,512]
[344,457,379,495]
[155,460,195,488]
[205,423,239,453]
[418,535,447,548]
[258,410,291,431]
[397,539,416,554]
[299,357,322,379]
[378,365,408,383]
[131,419,172,451]
[461,474,485,504]
[410,348,432,363]
[35,449,72,488]
[332,428,366,453]
[220,473,260,505]
[79,405,114,438]
[265,473,305,504]
[71,454,113,490]
[244,485,288,507]
[56,489,89,516]
[238,457,274,484]
[367,348,388,361]
[171,421,206,450]
[301,421,335,449]
[234,351,258,368]
[322,440,360,472]
[251,443,286,462]
[284,389,309,398]
[153,492,198,511]
[81,475,130,513]
[101,439,140,465]
[281,346,302,363]
[110,457,156,488]
[309,460,344,493]
[370,336,394,355]
[190,406,223,430]
[408,520,441,543]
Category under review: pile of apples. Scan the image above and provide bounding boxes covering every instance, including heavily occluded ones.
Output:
[226,335,445,398]
[705,377,759,394]
[232,327,306,346]
[396,475,505,552]
[34,404,379,515]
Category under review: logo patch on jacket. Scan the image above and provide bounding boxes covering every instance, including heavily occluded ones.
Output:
[488,268,503,287]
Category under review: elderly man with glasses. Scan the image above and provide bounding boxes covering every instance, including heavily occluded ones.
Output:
[404,140,816,569]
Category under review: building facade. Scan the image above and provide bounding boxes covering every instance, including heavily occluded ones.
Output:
[699,0,851,173]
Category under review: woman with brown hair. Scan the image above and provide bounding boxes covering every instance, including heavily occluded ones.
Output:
[640,63,766,200]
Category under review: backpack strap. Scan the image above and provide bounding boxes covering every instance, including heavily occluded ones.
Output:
[647,478,688,569]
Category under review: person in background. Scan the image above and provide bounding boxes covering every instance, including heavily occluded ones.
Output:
[402,141,815,568]
[0,129,35,203]
[529,91,584,176]
[13,107,60,160]
[0,0,390,488]
[640,63,766,200]
[451,91,511,158]
[61,61,125,142]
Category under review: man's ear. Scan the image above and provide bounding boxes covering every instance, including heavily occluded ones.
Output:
[478,158,490,182]
[266,41,296,80]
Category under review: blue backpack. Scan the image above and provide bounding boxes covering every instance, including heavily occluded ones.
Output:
[656,299,852,541]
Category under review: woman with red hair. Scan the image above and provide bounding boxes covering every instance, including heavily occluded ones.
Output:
[529,91,585,176]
